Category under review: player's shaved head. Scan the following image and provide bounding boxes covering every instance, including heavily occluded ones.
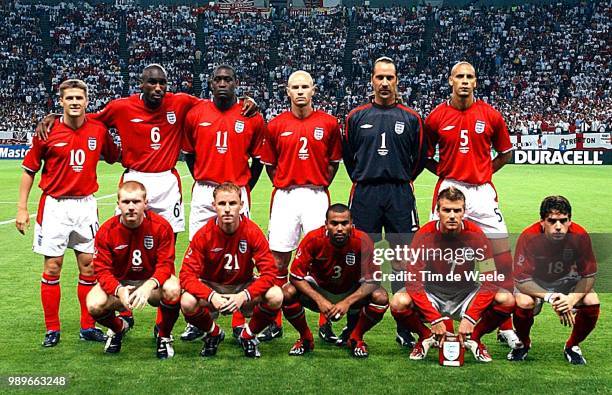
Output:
[213,182,241,200]
[211,64,237,81]
[450,61,476,78]
[142,63,168,80]
[436,187,466,209]
[118,181,147,200]
[59,79,89,98]
[540,195,572,219]
[288,70,314,87]
[326,203,352,221]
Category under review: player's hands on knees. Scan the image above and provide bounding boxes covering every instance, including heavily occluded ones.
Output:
[458,318,475,347]
[15,208,30,235]
[118,285,135,311]
[128,283,155,310]
[210,292,229,311]
[552,294,574,314]
[431,321,447,345]
[240,96,259,117]
[219,291,248,315]
[316,298,334,318]
[327,300,350,322]
[35,114,58,140]
[559,311,575,327]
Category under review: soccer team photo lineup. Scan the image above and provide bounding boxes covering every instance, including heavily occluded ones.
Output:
[1,0,610,393]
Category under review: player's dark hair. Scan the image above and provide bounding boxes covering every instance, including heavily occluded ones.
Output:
[59,79,88,98]
[213,182,242,200]
[142,63,168,80]
[372,56,397,77]
[326,203,351,220]
[211,64,237,81]
[118,180,147,200]
[540,195,572,220]
[436,187,466,209]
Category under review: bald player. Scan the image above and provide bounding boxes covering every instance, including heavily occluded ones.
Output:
[259,70,342,342]
[424,61,518,347]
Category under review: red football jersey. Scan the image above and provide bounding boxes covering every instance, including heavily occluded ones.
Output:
[93,211,175,296]
[425,100,513,184]
[180,216,276,301]
[290,226,376,294]
[182,100,265,186]
[406,220,496,323]
[93,92,200,172]
[260,110,342,188]
[22,117,119,198]
[514,222,597,285]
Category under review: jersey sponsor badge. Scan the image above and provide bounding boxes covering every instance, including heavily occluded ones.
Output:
[313,127,324,141]
[442,125,455,131]
[144,235,154,250]
[395,121,405,135]
[360,124,373,129]
[345,252,356,266]
[88,137,97,151]
[475,120,486,134]
[166,111,176,125]
[199,122,212,127]
[130,118,144,123]
[239,239,247,254]
[235,120,245,133]
[281,131,293,137]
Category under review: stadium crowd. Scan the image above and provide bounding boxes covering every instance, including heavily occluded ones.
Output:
[0,1,610,141]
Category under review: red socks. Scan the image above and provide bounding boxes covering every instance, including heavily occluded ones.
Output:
[350,303,388,341]
[566,304,600,348]
[282,301,313,340]
[77,274,97,329]
[513,307,535,347]
[156,299,180,338]
[95,312,124,334]
[232,310,246,329]
[472,304,513,341]
[499,317,514,331]
[243,303,280,339]
[41,273,61,331]
[391,307,431,339]
[184,307,219,336]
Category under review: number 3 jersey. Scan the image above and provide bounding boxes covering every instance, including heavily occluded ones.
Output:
[93,211,176,296]
[180,216,277,301]
[290,226,377,294]
[182,100,266,186]
[22,117,119,198]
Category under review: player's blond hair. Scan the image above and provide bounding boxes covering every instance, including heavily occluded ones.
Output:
[58,79,89,98]
[287,70,314,87]
[117,181,147,200]
[213,182,241,200]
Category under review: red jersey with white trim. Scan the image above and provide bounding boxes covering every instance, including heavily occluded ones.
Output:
[22,117,119,198]
[406,220,496,323]
[260,110,342,188]
[290,226,376,294]
[93,92,199,172]
[180,216,276,301]
[425,100,513,184]
[93,211,175,297]
[514,222,597,285]
[182,100,265,186]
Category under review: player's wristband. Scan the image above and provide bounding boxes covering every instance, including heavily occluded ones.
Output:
[243,289,251,302]
[544,293,554,303]
[207,291,217,304]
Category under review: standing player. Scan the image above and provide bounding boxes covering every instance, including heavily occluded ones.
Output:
[259,70,342,342]
[390,187,515,362]
[343,56,427,347]
[16,79,119,347]
[86,181,181,359]
[509,196,599,364]
[424,61,518,348]
[179,183,283,358]
[181,65,265,341]
[282,204,388,358]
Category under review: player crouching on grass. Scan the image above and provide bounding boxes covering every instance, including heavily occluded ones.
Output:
[86,181,181,359]
[390,187,515,363]
[281,204,388,358]
[509,196,599,365]
[179,182,283,358]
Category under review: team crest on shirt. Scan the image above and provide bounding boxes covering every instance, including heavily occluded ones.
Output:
[313,127,324,141]
[239,239,248,254]
[88,137,97,151]
[475,120,486,134]
[235,120,245,133]
[144,235,154,250]
[345,252,356,266]
[394,121,405,135]
[166,111,176,125]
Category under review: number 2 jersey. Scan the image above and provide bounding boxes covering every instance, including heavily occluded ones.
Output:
[93,210,176,296]
[180,216,277,301]
[22,117,119,198]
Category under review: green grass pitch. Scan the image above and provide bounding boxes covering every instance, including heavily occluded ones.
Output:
[0,160,609,394]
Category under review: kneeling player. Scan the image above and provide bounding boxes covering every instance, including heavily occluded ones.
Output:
[179,182,282,358]
[87,181,181,359]
[282,204,388,358]
[391,187,515,362]
[509,196,599,365]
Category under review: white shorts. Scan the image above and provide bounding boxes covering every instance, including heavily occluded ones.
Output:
[189,182,250,241]
[34,195,98,256]
[431,179,508,238]
[268,186,330,252]
[118,169,184,233]
[425,286,480,321]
